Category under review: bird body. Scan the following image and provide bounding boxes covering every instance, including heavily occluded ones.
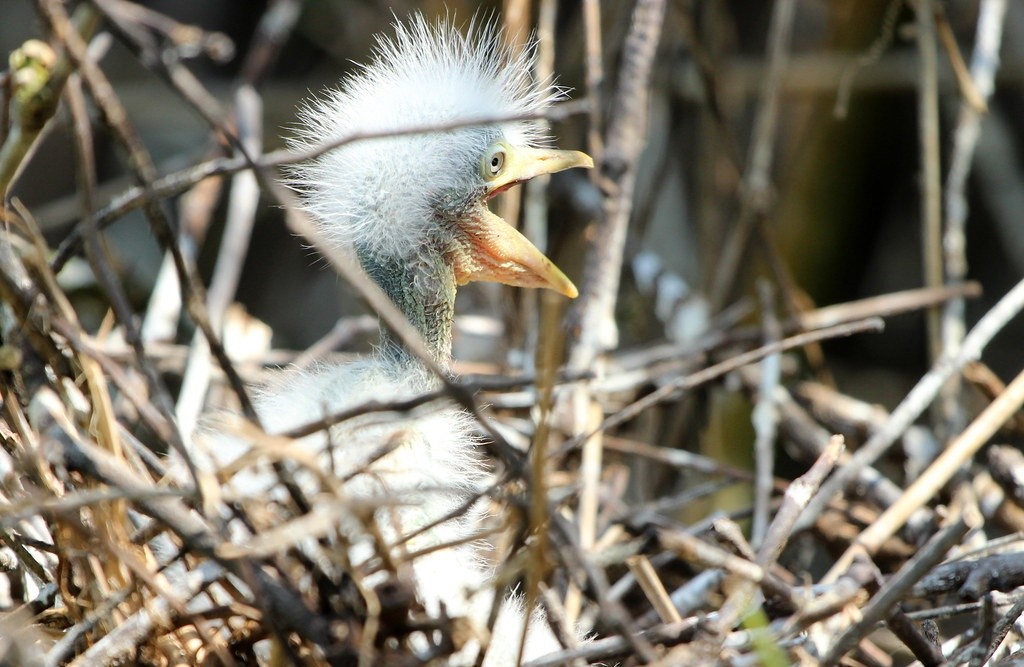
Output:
[183,14,590,665]
[199,356,562,666]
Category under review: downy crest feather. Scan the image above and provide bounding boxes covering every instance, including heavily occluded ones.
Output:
[285,14,563,260]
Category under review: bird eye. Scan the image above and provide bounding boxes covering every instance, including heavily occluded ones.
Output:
[483,146,506,179]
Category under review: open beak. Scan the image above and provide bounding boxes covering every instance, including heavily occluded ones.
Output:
[449,146,593,299]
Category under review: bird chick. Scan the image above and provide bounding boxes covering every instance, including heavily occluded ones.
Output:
[190,14,591,666]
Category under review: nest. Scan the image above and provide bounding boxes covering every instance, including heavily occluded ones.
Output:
[4,2,1024,667]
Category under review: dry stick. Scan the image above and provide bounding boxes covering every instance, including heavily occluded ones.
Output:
[751,281,782,547]
[519,0,557,379]
[0,486,186,527]
[569,0,665,366]
[175,86,262,438]
[602,283,975,395]
[581,0,603,161]
[31,6,192,495]
[707,0,797,312]
[498,14,548,648]
[602,435,771,485]
[821,519,969,666]
[939,0,1008,451]
[140,171,222,344]
[916,0,944,366]
[564,0,666,628]
[38,411,334,660]
[546,513,659,663]
[824,366,1024,583]
[655,529,793,605]
[965,361,1024,436]
[933,8,987,114]
[886,608,945,667]
[714,437,845,636]
[626,554,681,624]
[517,293,564,665]
[977,593,1024,666]
[561,317,883,455]
[92,0,269,196]
[36,0,258,436]
[140,0,299,345]
[522,619,699,667]
[33,75,141,592]
[761,375,908,513]
[0,235,179,452]
[798,274,1024,534]
[48,11,316,550]
[34,5,320,648]
[833,0,903,118]
[27,386,228,664]
[758,435,844,568]
[94,0,229,126]
[792,282,981,331]
[239,0,302,86]
[50,100,588,272]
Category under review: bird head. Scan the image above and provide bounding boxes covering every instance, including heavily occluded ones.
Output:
[287,15,591,360]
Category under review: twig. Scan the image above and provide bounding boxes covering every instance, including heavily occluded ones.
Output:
[51,100,590,272]
[522,619,699,667]
[821,519,969,665]
[915,0,944,366]
[939,0,1008,443]
[175,86,263,438]
[933,7,987,114]
[626,554,682,624]
[798,274,1024,534]
[764,376,907,513]
[977,593,1024,666]
[758,434,844,568]
[581,0,603,162]
[834,0,903,118]
[713,438,843,635]
[569,0,666,364]
[707,0,797,312]
[751,281,781,547]
[793,282,981,331]
[239,0,303,86]
[914,551,1024,600]
[825,366,1024,580]
[655,528,792,605]
[561,0,666,626]
[36,0,259,449]
[560,317,883,455]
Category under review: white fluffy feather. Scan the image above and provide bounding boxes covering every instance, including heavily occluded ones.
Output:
[285,15,563,259]
[189,359,563,665]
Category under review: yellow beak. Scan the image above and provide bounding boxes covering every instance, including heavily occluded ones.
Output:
[485,146,594,198]
[450,146,593,298]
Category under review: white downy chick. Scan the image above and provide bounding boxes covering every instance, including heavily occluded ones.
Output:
[186,13,592,666]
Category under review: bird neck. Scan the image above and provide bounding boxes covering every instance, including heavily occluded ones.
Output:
[357,246,456,367]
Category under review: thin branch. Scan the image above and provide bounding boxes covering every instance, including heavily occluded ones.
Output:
[798,274,1024,533]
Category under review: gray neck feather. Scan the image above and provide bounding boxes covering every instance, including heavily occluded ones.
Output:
[356,244,456,367]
